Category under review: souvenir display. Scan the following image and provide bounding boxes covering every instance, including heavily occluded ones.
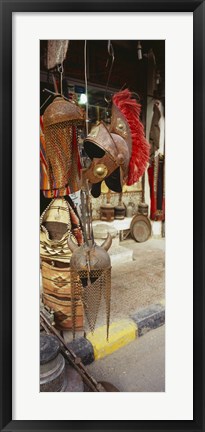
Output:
[40,85,151,336]
[37,38,166,395]
[40,40,159,342]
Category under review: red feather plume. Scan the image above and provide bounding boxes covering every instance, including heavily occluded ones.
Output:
[112,89,150,185]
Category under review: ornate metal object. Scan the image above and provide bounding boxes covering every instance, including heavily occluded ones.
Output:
[68,235,112,340]
[126,201,134,217]
[130,214,151,243]
[100,204,115,222]
[40,197,78,263]
[83,89,150,197]
[138,202,149,216]
[114,192,126,220]
[100,189,114,222]
[67,178,112,340]
[40,334,66,392]
[43,97,84,192]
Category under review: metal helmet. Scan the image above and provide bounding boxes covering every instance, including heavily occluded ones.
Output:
[83,89,150,197]
[67,235,112,339]
[43,97,84,193]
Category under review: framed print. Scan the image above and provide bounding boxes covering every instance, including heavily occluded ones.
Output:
[0,0,204,431]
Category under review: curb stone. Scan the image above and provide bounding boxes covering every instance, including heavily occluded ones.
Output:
[67,301,165,365]
[67,337,95,365]
[131,303,165,337]
[86,319,137,360]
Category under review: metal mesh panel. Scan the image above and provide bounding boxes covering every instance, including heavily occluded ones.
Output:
[44,122,81,192]
[44,122,73,189]
[70,268,111,340]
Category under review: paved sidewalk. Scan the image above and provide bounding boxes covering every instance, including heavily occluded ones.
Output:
[86,325,165,392]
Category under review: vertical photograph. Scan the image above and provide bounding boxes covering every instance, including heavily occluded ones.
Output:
[39,39,165,393]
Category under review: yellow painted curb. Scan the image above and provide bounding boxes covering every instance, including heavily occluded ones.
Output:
[86,319,138,360]
[158,299,165,307]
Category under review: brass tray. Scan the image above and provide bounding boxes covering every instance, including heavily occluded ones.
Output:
[130,214,151,243]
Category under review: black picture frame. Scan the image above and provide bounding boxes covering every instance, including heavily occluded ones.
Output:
[0,0,204,431]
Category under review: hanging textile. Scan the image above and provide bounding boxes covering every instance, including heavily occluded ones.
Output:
[148,154,165,221]
[149,100,161,161]
[40,196,84,332]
